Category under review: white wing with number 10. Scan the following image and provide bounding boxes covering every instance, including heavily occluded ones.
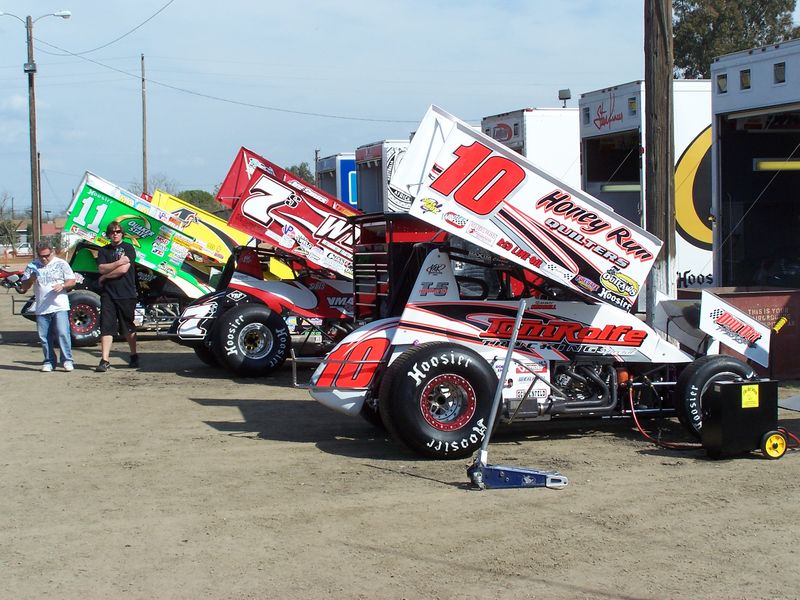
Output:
[390,106,663,310]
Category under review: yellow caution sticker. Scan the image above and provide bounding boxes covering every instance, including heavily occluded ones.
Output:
[741,384,760,409]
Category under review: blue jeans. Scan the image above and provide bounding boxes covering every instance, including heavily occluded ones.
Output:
[36,310,73,367]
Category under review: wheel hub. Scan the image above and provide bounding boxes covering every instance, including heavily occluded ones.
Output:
[71,304,97,334]
[419,373,477,431]
[239,323,274,359]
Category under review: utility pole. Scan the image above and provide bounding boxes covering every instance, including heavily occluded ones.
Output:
[644,0,675,325]
[25,15,41,249]
[0,10,70,247]
[142,53,149,196]
[314,148,320,186]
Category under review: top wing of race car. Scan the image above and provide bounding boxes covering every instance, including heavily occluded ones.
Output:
[219,147,362,280]
[390,106,663,311]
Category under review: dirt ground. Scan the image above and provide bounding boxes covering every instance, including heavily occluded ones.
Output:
[1,290,800,600]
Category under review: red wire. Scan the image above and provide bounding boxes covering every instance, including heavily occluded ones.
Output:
[627,387,701,451]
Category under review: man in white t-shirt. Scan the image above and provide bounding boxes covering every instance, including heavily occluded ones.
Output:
[18,241,77,372]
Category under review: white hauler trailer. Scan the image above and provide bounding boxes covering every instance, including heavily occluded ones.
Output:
[480,107,581,189]
[316,152,357,208]
[355,140,410,213]
[579,80,713,290]
[710,39,800,289]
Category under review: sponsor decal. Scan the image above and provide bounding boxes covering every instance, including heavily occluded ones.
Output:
[537,191,654,263]
[123,219,155,240]
[467,221,497,245]
[407,351,473,386]
[597,288,630,309]
[466,220,498,245]
[481,316,647,347]
[157,263,177,278]
[426,419,487,454]
[593,94,624,130]
[600,268,640,297]
[327,296,353,308]
[425,263,447,276]
[419,197,442,214]
[227,290,246,302]
[444,211,467,229]
[490,123,513,142]
[573,274,601,293]
[710,308,762,345]
[418,281,449,296]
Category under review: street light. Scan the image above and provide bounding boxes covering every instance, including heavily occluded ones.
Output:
[0,9,71,249]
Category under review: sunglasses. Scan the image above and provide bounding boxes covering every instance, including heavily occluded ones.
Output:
[38,252,52,259]
[108,229,123,235]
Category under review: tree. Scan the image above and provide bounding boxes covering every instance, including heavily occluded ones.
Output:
[129,173,179,196]
[177,190,224,214]
[674,0,800,78]
[286,162,315,185]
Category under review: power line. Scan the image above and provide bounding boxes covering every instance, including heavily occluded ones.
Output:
[35,38,420,124]
[36,0,177,57]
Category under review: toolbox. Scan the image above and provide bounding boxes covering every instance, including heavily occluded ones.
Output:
[701,379,785,459]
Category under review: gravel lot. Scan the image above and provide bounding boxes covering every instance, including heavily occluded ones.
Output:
[1,290,799,599]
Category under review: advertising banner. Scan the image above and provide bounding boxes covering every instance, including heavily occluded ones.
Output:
[390,106,663,309]
[64,172,212,295]
[228,168,358,279]
[149,190,252,263]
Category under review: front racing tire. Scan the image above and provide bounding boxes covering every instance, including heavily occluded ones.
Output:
[675,354,755,439]
[193,344,219,367]
[212,304,291,377]
[378,342,500,459]
[68,290,101,347]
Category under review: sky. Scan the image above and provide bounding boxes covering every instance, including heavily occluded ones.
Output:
[1,0,653,216]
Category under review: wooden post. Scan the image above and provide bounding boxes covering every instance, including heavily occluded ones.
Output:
[644,0,675,326]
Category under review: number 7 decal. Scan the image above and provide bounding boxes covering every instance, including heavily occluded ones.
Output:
[430,142,525,215]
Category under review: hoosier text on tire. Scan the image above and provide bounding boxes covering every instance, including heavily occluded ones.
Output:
[378,342,500,460]
[212,303,291,377]
[675,354,755,439]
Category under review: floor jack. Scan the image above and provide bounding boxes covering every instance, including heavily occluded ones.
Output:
[467,298,569,491]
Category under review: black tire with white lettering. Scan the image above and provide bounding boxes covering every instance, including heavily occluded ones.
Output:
[68,290,101,347]
[378,342,499,459]
[675,355,755,439]
[212,304,291,377]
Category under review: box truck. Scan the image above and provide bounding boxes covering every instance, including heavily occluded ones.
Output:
[710,39,800,289]
[316,152,357,208]
[480,107,581,189]
[355,140,410,213]
[579,80,713,290]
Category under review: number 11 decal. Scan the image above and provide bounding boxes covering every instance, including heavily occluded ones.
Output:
[72,197,109,233]
[430,142,525,215]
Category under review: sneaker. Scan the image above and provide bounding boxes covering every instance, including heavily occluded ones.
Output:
[96,359,110,373]
[41,363,53,372]
[63,361,74,372]
[129,354,139,369]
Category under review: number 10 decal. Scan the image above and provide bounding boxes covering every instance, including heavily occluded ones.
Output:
[429,142,525,216]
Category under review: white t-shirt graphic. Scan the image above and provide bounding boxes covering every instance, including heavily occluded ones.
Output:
[23,256,75,314]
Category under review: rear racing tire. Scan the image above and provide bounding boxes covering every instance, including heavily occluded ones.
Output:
[675,354,755,439]
[68,290,101,347]
[212,304,291,377]
[378,342,499,460]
